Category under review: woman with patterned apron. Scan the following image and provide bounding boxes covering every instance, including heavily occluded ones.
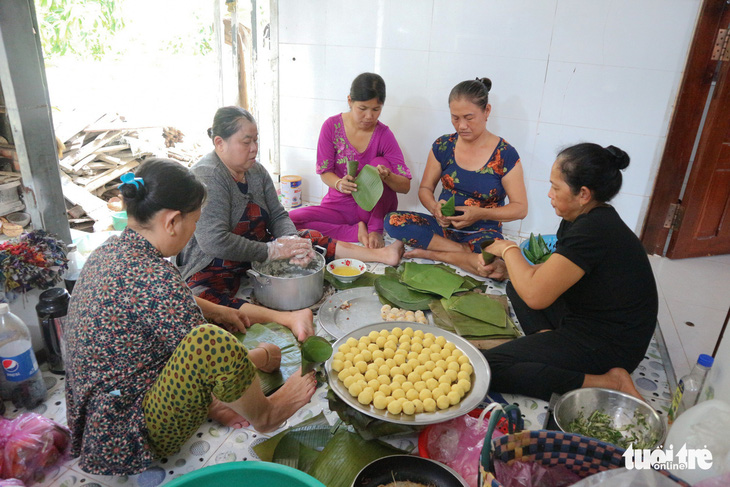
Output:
[177,107,406,338]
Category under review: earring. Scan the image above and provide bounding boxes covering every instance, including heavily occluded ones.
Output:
[170,231,175,237]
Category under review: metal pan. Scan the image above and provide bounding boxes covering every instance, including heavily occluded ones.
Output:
[325,322,490,426]
[352,455,468,487]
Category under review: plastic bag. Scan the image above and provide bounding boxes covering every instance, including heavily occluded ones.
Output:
[0,414,70,484]
[424,406,508,487]
[266,236,314,265]
[0,480,26,487]
[494,460,582,487]
[571,468,682,487]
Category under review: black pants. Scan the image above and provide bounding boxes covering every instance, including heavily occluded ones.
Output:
[481,282,646,401]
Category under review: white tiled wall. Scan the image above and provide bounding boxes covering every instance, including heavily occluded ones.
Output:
[278,0,702,237]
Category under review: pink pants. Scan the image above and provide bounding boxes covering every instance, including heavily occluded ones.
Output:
[290,189,397,242]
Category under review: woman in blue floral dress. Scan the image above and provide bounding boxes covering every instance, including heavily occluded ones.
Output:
[384,78,527,274]
[65,159,317,475]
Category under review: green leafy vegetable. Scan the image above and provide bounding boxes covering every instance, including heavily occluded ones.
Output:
[352,165,384,211]
[440,195,456,216]
[567,409,657,449]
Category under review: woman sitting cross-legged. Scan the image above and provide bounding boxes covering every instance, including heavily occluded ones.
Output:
[477,143,656,402]
[64,158,318,475]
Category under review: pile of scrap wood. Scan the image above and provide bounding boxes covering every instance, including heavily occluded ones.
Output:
[56,113,203,231]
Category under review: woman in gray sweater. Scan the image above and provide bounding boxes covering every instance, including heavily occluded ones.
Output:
[178,107,404,340]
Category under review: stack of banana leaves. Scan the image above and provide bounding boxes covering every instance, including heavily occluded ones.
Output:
[374,262,520,340]
[253,410,407,487]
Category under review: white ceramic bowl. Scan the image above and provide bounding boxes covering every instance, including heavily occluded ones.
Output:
[6,211,30,227]
[326,258,366,283]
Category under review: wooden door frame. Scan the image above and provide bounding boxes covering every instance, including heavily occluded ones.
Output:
[641,0,729,255]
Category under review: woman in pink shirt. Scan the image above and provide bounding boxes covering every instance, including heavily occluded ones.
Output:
[290,73,411,248]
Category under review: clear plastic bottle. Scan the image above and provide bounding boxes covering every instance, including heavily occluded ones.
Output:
[668,353,714,424]
[0,303,47,409]
[64,244,82,294]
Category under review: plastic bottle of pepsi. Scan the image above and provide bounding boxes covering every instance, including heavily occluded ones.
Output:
[0,303,47,409]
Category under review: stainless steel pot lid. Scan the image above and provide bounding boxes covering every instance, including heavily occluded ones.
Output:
[252,251,325,278]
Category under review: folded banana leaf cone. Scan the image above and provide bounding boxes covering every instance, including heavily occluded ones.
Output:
[253,410,406,487]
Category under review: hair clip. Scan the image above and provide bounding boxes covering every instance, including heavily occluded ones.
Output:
[118,172,145,190]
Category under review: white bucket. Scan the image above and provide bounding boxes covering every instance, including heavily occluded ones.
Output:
[281,175,302,208]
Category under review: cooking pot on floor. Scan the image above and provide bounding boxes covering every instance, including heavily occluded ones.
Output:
[247,247,326,311]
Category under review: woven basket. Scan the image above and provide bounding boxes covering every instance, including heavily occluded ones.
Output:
[479,404,690,487]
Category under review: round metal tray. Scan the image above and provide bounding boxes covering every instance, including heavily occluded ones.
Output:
[325,322,490,425]
[317,287,385,340]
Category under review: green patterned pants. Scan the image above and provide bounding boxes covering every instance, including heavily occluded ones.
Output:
[142,324,255,457]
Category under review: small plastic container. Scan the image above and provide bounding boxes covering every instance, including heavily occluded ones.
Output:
[111,211,128,230]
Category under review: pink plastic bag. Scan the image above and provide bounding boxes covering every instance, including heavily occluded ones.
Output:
[425,410,506,487]
[0,414,70,485]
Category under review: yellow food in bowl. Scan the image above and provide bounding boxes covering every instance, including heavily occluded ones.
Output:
[332,327,472,416]
[331,266,361,276]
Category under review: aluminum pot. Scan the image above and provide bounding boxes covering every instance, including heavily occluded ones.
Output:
[247,247,325,311]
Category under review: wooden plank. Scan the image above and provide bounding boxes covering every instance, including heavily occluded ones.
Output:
[67,131,126,170]
[83,159,139,192]
[97,153,137,166]
[55,112,107,144]
[84,124,161,133]
[59,171,113,231]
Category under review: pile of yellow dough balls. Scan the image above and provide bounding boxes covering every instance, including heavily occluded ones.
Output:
[331,327,473,415]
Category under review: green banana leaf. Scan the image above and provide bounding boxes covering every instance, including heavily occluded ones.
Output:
[234,323,300,395]
[435,297,519,339]
[374,275,434,311]
[324,271,378,290]
[347,159,360,177]
[428,300,457,333]
[444,292,507,327]
[253,412,331,462]
[400,262,465,298]
[352,164,383,211]
[301,336,333,375]
[432,263,483,291]
[308,428,406,487]
[440,194,456,216]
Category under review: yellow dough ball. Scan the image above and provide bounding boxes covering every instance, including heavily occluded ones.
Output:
[445,369,458,383]
[419,388,433,401]
[407,351,419,361]
[345,352,356,363]
[414,381,427,392]
[435,359,447,369]
[379,329,390,338]
[333,351,345,361]
[452,349,465,360]
[343,376,357,389]
[439,375,453,386]
[401,362,413,375]
[430,353,442,362]
[390,366,404,377]
[392,374,407,385]
[423,397,437,412]
[438,383,451,396]
[401,381,414,392]
[429,343,442,354]
[375,336,387,348]
[402,400,416,415]
[413,329,425,339]
[447,390,461,406]
[394,354,406,366]
[403,326,415,337]
[448,361,461,372]
[378,365,390,376]
[368,330,381,341]
[432,366,445,380]
[431,388,445,401]
[338,344,351,355]
[412,398,425,413]
[407,371,421,383]
[387,398,403,414]
[424,360,436,372]
[398,334,410,344]
[457,378,471,392]
[421,371,435,382]
[435,336,447,347]
[373,357,386,367]
[348,366,359,377]
[405,388,419,401]
[360,349,373,362]
[410,343,424,355]
[461,363,474,375]
[399,342,411,353]
[440,348,451,360]
[457,370,470,381]
[392,327,403,338]
[436,394,451,410]
[423,337,434,349]
[424,332,436,341]
[355,361,368,374]
[338,369,351,382]
[346,337,358,348]
[365,368,379,381]
[367,378,381,390]
[348,382,363,397]
[352,372,365,382]
[383,348,396,359]
[414,365,427,375]
[418,353,430,365]
[372,349,385,361]
[359,336,371,347]
[385,358,397,369]
[378,383,393,396]
[451,383,466,398]
[392,388,406,400]
[426,378,439,391]
[331,360,345,372]
[358,388,374,405]
[373,394,388,410]
[367,343,379,353]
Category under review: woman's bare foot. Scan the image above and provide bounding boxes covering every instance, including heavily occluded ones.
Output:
[357,221,369,247]
[378,240,404,266]
[284,308,314,342]
[209,397,250,428]
[368,232,385,249]
[266,369,317,428]
[584,367,645,402]
[403,247,431,260]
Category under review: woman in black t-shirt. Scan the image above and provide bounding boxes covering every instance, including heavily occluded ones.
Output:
[477,143,657,401]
